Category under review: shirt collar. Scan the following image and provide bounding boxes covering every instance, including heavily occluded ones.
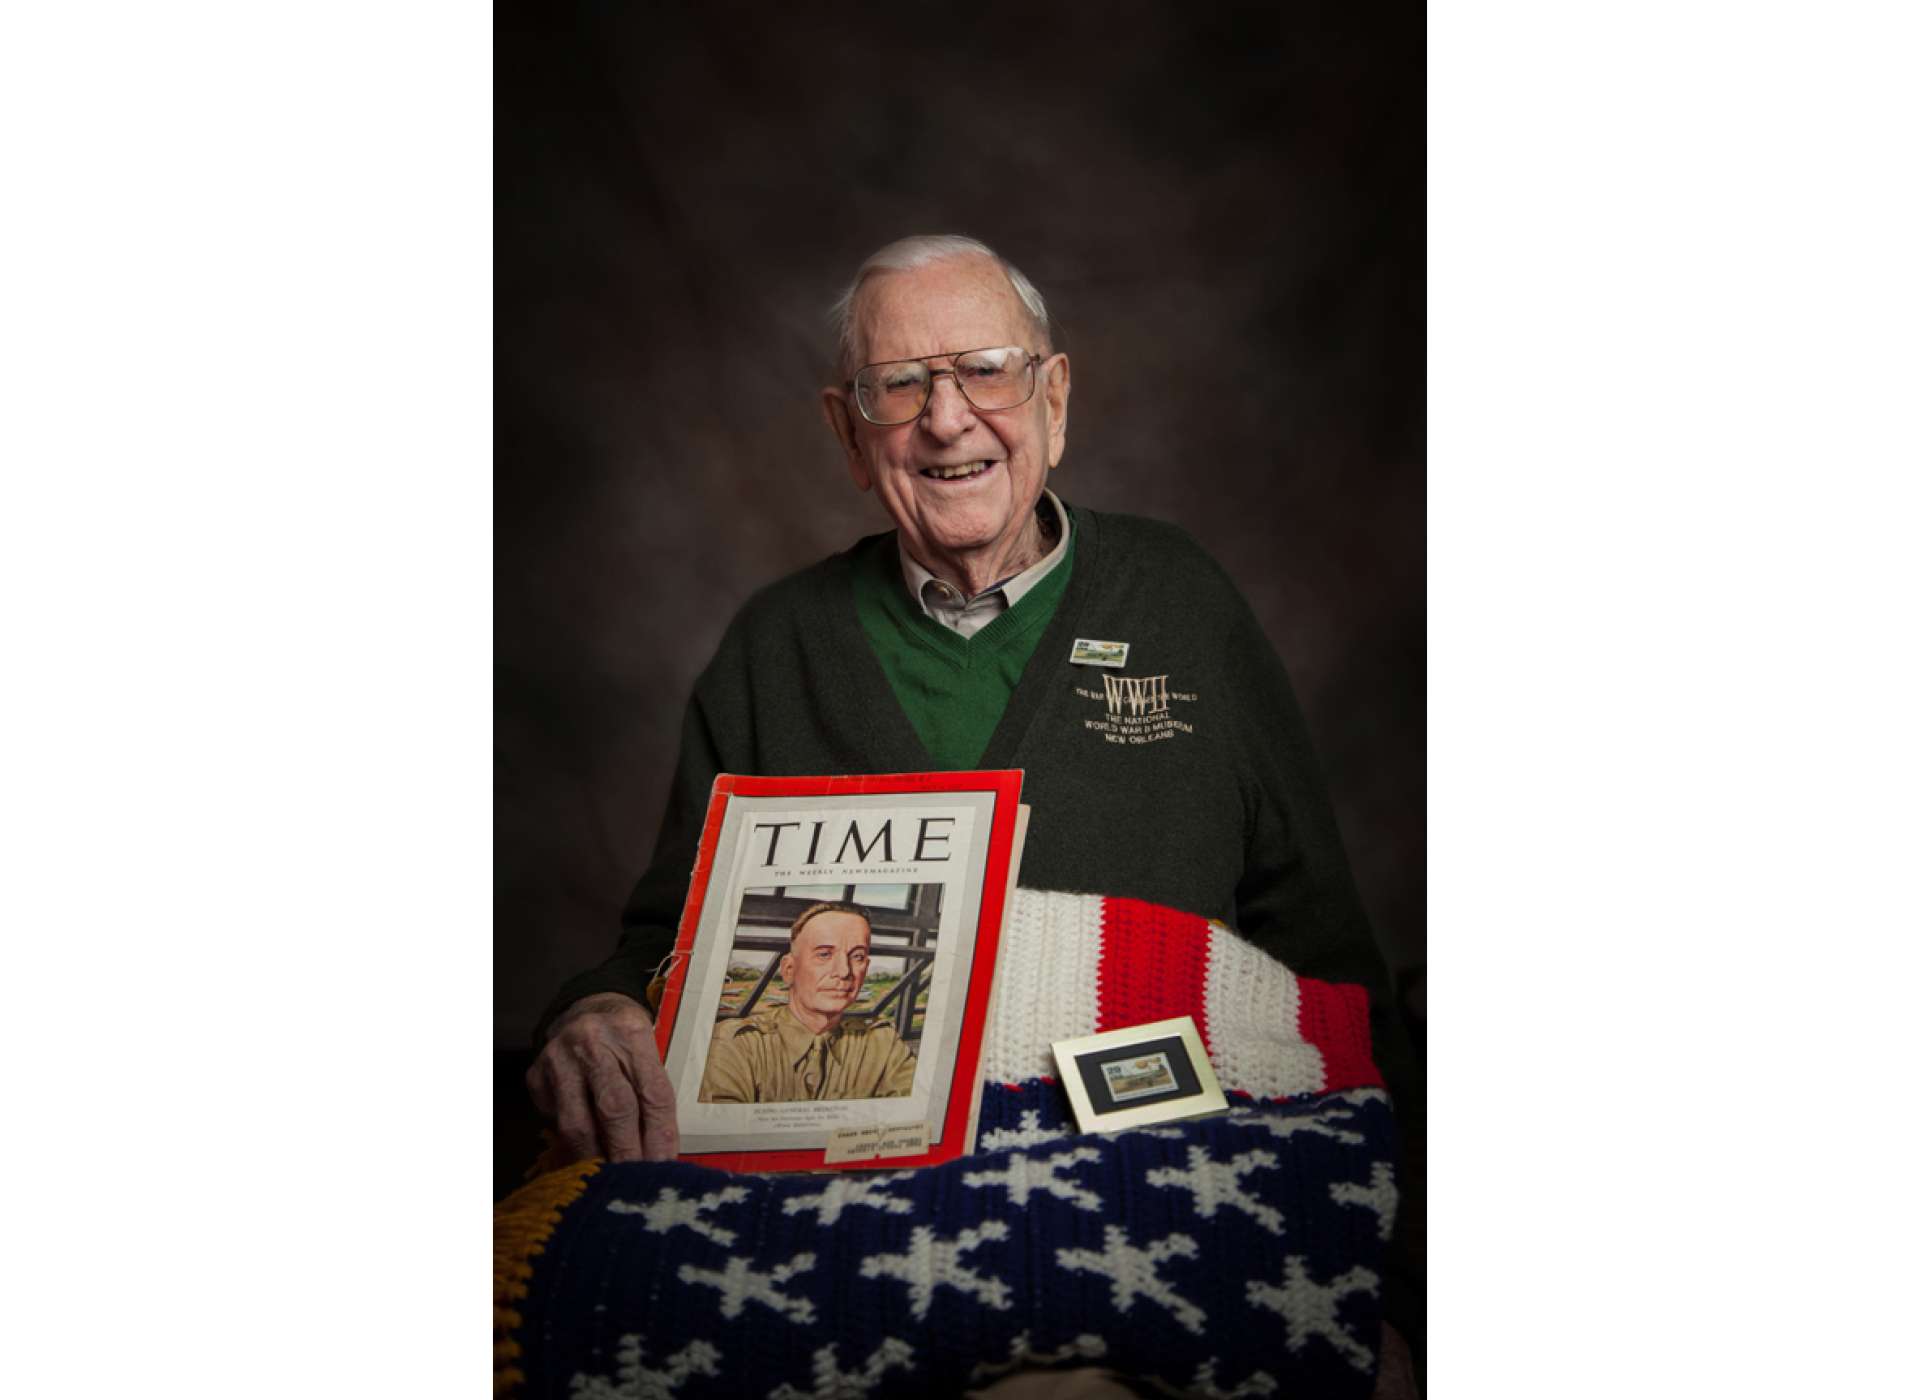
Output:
[898,489,1071,618]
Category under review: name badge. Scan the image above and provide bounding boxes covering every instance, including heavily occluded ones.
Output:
[1069,638,1130,668]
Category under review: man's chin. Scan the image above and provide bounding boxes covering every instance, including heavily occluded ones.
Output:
[906,518,1018,570]
[906,488,1050,558]
[898,478,1007,522]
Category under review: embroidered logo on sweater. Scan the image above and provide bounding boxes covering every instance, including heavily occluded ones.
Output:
[1073,673,1198,745]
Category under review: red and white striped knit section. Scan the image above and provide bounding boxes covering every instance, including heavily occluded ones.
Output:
[980,889,1384,1101]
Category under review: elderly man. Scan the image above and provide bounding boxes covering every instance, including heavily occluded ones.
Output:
[698,902,919,1104]
[527,234,1422,1395]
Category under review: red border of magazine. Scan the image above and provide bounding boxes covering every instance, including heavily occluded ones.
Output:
[652,769,1024,1173]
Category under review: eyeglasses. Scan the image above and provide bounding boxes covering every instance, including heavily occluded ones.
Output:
[848,345,1044,426]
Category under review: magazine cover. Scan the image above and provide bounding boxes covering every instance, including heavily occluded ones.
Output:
[652,770,1025,1172]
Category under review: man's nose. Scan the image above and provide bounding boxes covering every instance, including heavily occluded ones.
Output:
[918,370,978,440]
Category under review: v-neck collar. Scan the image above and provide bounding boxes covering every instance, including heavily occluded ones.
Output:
[867,526,1073,668]
[824,504,1103,773]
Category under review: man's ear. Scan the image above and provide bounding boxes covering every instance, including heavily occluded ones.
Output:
[778,952,794,986]
[1043,353,1071,469]
[822,388,872,492]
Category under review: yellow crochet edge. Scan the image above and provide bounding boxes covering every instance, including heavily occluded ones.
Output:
[494,1157,602,1398]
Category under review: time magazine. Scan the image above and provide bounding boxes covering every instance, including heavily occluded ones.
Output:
[651,770,1026,1172]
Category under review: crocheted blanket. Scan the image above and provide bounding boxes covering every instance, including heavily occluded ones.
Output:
[497,892,1400,1399]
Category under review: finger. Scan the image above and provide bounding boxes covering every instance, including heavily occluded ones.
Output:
[524,1057,555,1118]
[588,1065,643,1164]
[633,1042,681,1162]
[548,1059,600,1163]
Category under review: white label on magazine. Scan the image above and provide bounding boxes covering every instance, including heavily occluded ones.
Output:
[824,1120,931,1164]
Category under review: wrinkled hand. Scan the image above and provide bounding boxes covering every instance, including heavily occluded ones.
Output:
[1371,1322,1418,1400]
[526,992,679,1163]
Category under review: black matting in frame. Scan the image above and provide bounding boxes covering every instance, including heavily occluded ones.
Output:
[1072,1034,1202,1115]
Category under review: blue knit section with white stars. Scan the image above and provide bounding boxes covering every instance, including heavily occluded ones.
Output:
[509,1080,1398,1399]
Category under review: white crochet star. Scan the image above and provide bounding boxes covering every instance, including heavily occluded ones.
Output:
[1145,1145,1284,1235]
[961,1145,1104,1211]
[1227,1102,1366,1147]
[1132,1123,1202,1141]
[1336,1088,1391,1109]
[781,1176,916,1227]
[1054,1225,1206,1334]
[767,1338,915,1400]
[977,1108,1073,1152]
[859,1220,1013,1319]
[1167,1358,1278,1399]
[568,1335,720,1399]
[968,1332,1109,1385]
[1328,1162,1398,1241]
[676,1253,817,1325]
[606,1184,749,1246]
[1246,1257,1380,1372]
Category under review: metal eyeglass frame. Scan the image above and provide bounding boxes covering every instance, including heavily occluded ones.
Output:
[846,345,1046,426]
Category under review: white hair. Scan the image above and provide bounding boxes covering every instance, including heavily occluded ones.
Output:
[829,234,1052,376]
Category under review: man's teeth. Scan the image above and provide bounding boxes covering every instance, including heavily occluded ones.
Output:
[923,461,990,479]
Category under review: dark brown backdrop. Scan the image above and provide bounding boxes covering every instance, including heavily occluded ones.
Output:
[496,2,1424,1046]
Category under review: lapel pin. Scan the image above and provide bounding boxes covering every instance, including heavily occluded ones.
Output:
[1069,638,1130,668]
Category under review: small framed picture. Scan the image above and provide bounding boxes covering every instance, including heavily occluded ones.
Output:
[1050,1016,1227,1133]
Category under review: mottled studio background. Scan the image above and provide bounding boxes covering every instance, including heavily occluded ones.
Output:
[496,1,1424,1054]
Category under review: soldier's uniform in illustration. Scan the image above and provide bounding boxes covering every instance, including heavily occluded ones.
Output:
[698,1003,920,1103]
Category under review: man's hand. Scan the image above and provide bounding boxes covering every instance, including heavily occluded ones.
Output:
[1370,1322,1419,1399]
[526,992,679,1163]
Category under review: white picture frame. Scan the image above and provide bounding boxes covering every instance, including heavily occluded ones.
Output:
[1051,1016,1228,1134]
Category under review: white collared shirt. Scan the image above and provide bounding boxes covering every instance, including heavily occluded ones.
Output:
[897,489,1072,639]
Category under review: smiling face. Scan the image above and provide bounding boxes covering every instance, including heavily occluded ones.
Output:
[822,254,1071,593]
[779,910,874,1034]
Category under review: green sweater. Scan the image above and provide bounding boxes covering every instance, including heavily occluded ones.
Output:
[545,504,1410,1077]
[850,527,1074,770]
[539,504,1423,1344]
